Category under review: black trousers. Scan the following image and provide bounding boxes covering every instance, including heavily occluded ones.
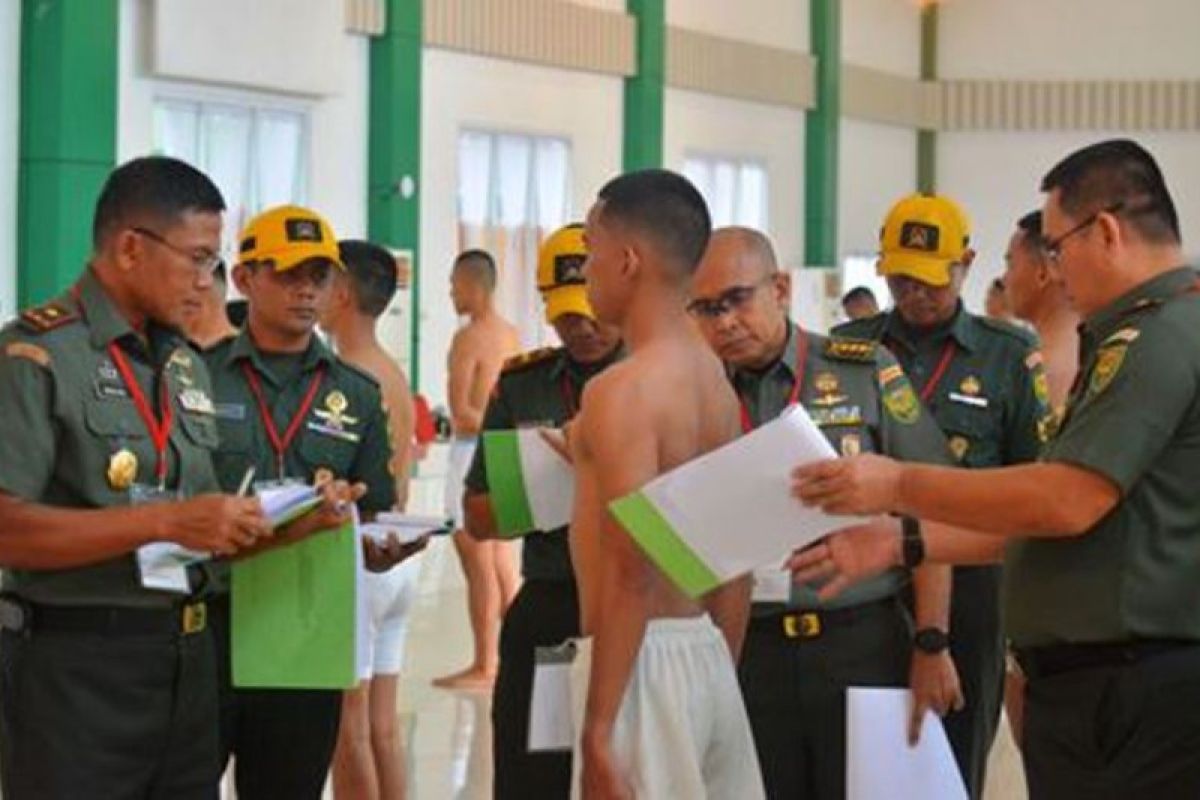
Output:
[0,624,219,800]
[944,564,1005,799]
[1023,645,1200,800]
[738,598,911,800]
[492,579,581,800]
[210,595,343,800]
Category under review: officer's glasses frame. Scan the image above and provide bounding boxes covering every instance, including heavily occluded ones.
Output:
[687,275,776,320]
[131,226,225,277]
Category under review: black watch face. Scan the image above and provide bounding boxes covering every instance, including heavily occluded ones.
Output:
[915,628,949,652]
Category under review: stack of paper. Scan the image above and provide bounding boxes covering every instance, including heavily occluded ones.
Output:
[370,512,452,544]
[609,405,862,599]
[482,429,575,537]
[257,483,322,528]
[846,688,967,800]
[231,517,366,689]
[137,543,208,594]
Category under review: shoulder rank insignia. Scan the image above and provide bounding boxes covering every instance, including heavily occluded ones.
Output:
[18,302,78,334]
[824,338,876,363]
[3,341,52,367]
[1102,327,1140,347]
[501,347,560,374]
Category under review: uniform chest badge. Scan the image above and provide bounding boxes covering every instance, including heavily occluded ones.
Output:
[179,388,215,415]
[840,434,862,457]
[960,375,982,396]
[314,389,359,429]
[107,449,138,491]
[811,371,849,407]
[949,374,989,408]
[948,435,970,462]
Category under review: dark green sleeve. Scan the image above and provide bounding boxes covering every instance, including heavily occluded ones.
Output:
[1003,344,1052,465]
[1045,326,1193,493]
[0,348,57,499]
[874,349,953,465]
[464,381,516,495]
[350,386,398,513]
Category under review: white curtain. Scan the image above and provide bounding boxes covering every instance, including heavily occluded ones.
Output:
[683,155,770,231]
[456,130,572,349]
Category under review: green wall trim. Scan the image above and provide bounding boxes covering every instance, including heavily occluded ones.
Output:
[917,4,938,193]
[804,0,840,267]
[369,0,424,390]
[18,0,119,307]
[623,0,665,171]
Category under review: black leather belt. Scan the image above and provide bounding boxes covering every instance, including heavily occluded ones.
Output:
[0,595,207,637]
[1014,639,1197,679]
[750,596,899,641]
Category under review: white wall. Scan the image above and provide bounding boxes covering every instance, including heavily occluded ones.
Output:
[667,0,808,51]
[0,0,19,320]
[664,88,805,268]
[117,0,368,241]
[419,48,623,400]
[841,0,920,77]
[839,120,916,261]
[938,0,1200,310]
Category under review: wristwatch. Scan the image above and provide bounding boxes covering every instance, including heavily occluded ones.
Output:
[900,516,924,568]
[914,627,950,654]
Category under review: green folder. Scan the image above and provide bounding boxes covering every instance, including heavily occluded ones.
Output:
[231,521,358,689]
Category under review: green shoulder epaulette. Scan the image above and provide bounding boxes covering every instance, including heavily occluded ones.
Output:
[18,302,78,334]
[502,346,561,375]
[824,337,877,363]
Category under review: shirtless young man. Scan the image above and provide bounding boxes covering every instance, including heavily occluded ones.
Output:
[322,239,424,800]
[437,250,522,689]
[570,170,765,799]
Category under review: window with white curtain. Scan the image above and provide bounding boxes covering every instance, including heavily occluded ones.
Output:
[153,98,309,249]
[682,154,769,230]
[457,130,572,348]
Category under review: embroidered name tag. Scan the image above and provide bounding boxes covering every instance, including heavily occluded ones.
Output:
[214,403,247,421]
[948,392,989,408]
[306,421,361,443]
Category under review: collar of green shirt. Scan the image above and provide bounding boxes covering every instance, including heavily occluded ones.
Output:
[75,267,183,364]
[549,343,624,383]
[883,301,979,355]
[221,327,334,386]
[1081,265,1197,342]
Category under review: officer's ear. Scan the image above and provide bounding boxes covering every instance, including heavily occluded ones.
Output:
[110,228,144,275]
[232,263,255,296]
[958,248,976,272]
[771,269,792,313]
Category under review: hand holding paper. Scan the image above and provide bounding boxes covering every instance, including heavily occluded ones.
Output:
[791,453,905,516]
[483,428,576,537]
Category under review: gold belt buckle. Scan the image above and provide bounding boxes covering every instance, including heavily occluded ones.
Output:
[181,601,207,635]
[783,612,822,639]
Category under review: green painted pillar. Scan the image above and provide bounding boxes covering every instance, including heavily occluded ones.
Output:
[18,0,119,307]
[623,0,665,171]
[917,5,938,193]
[804,0,840,267]
[368,0,423,389]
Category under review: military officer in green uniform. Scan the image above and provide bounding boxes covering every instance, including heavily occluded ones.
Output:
[834,194,1049,799]
[792,139,1200,798]
[0,157,272,799]
[463,224,622,799]
[690,227,963,800]
[204,205,418,800]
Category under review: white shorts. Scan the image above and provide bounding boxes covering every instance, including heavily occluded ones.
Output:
[443,437,477,528]
[363,556,420,676]
[570,615,765,800]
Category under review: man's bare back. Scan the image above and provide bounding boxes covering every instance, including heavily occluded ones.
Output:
[337,342,415,508]
[447,313,519,435]
[572,334,741,634]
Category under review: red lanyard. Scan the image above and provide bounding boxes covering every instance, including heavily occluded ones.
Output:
[738,333,809,433]
[241,362,327,479]
[918,340,958,403]
[107,342,174,487]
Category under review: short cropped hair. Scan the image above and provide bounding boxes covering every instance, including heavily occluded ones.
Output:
[841,286,877,306]
[1015,211,1045,259]
[597,169,712,275]
[339,240,399,318]
[1040,139,1180,245]
[453,249,497,292]
[93,156,226,248]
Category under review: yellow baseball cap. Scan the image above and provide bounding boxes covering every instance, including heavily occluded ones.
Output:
[537,224,595,323]
[878,194,971,287]
[237,205,343,272]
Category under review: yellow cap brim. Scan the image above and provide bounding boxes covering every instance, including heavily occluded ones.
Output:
[877,251,953,287]
[543,285,595,323]
[270,247,344,272]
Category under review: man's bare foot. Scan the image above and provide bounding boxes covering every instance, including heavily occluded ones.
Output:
[432,665,496,692]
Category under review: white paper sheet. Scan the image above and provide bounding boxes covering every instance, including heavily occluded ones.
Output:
[846,687,967,800]
[353,507,371,682]
[370,512,451,544]
[258,484,322,528]
[136,542,207,593]
[517,428,576,531]
[528,646,576,752]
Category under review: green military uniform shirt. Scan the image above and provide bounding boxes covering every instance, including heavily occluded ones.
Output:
[0,269,221,608]
[835,304,1049,470]
[464,345,619,582]
[733,322,952,610]
[1006,266,1200,647]
[204,330,396,575]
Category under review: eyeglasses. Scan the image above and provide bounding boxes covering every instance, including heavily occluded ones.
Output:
[1039,201,1147,264]
[686,276,774,320]
[132,227,224,277]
